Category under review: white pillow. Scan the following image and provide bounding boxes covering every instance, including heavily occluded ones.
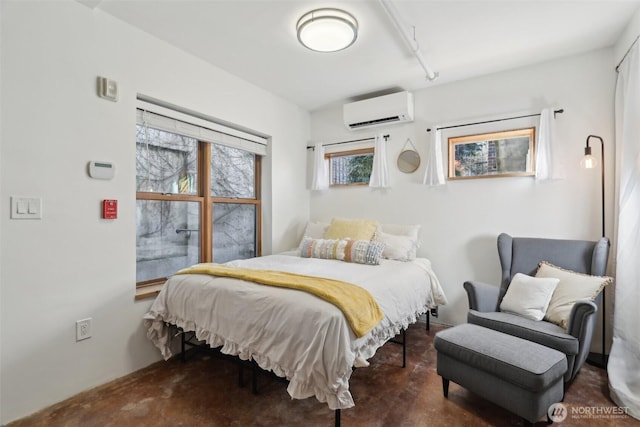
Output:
[375,223,421,260]
[537,261,613,329]
[375,231,415,261]
[302,221,329,239]
[499,273,560,321]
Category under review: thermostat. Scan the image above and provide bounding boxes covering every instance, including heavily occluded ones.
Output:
[88,161,115,180]
[97,76,118,102]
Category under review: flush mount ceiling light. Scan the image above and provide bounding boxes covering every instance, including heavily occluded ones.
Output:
[296,8,358,52]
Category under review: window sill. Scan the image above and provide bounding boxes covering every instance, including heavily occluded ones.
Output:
[135,283,164,300]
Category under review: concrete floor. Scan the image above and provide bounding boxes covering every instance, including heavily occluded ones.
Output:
[8,323,638,427]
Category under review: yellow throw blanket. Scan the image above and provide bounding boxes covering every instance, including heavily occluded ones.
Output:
[175,263,384,338]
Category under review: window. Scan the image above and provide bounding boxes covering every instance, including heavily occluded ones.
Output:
[448,128,535,179]
[326,148,374,186]
[135,103,264,287]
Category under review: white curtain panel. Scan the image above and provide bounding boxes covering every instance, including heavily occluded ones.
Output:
[609,41,640,420]
[535,108,555,180]
[423,129,445,186]
[369,134,390,188]
[311,143,329,190]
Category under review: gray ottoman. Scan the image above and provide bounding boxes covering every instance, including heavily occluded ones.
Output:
[434,324,567,425]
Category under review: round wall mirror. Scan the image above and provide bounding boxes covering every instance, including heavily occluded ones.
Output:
[397,149,420,173]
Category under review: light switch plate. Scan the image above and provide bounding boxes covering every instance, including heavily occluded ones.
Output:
[11,196,42,219]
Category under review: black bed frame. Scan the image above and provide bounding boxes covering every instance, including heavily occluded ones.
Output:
[177,307,439,426]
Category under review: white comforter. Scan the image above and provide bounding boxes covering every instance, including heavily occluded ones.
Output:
[144,254,447,410]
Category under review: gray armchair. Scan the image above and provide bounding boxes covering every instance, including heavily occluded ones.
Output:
[464,233,609,382]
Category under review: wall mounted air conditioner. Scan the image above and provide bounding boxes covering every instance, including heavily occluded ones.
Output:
[343,91,414,130]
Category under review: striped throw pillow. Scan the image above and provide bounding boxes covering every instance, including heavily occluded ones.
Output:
[299,237,384,265]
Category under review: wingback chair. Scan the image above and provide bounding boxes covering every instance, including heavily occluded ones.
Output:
[464,233,610,382]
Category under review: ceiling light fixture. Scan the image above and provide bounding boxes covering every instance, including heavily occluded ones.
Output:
[296,8,358,53]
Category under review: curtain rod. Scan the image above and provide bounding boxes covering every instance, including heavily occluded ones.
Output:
[426,109,564,132]
[306,134,389,150]
[616,33,640,72]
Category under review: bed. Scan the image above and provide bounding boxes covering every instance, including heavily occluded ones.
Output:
[144,221,447,423]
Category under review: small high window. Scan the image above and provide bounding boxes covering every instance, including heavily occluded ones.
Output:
[325,148,374,186]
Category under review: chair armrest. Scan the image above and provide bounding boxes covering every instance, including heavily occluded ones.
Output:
[566,300,599,377]
[566,300,598,339]
[463,281,499,312]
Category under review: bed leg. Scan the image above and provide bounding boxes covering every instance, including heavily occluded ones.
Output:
[238,363,245,387]
[251,364,258,394]
[180,330,186,363]
[402,328,407,368]
[426,311,430,332]
[335,409,341,427]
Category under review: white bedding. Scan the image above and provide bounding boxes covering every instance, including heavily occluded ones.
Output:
[144,253,447,410]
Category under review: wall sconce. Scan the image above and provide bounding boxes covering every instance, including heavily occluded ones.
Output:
[582,134,607,368]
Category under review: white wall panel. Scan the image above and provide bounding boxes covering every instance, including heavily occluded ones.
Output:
[310,49,616,334]
[0,1,309,422]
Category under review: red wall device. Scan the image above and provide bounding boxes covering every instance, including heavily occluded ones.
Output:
[102,199,118,219]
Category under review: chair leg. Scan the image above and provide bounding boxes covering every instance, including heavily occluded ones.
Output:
[442,377,449,398]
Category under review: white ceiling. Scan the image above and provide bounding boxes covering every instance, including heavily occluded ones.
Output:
[90,0,640,111]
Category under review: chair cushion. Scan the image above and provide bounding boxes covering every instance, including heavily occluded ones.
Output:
[434,324,567,392]
[468,310,579,356]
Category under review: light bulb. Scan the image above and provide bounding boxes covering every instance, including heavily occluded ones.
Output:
[581,144,597,169]
[581,154,597,169]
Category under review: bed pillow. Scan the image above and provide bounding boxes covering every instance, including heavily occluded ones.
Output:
[375,224,421,261]
[299,237,384,265]
[536,261,612,329]
[323,218,379,241]
[375,231,416,261]
[499,273,560,321]
[302,221,330,239]
[343,239,385,265]
[299,237,344,260]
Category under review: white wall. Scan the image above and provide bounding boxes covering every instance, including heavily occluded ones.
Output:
[310,49,616,340]
[614,6,640,65]
[0,1,309,423]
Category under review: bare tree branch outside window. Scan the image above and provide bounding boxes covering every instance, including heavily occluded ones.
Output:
[135,124,260,284]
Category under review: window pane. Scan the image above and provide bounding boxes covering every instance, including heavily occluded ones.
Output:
[136,125,198,194]
[211,143,255,198]
[136,200,200,282]
[330,152,373,185]
[213,203,256,263]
